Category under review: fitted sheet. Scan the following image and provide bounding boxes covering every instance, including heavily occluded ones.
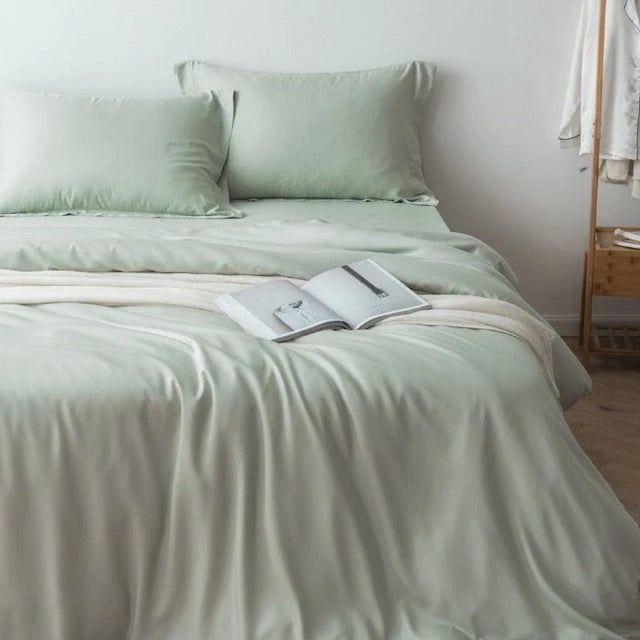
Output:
[0,208,638,640]
[0,198,450,235]
[235,198,450,233]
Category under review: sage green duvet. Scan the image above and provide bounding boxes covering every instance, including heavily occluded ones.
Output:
[0,203,638,640]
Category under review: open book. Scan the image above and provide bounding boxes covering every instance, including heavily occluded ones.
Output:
[216,259,431,342]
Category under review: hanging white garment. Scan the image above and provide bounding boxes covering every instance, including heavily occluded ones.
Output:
[559,0,640,198]
[600,157,640,197]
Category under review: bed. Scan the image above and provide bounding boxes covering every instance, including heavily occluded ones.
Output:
[0,198,638,640]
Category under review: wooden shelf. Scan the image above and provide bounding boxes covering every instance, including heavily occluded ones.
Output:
[589,324,640,356]
[580,227,640,364]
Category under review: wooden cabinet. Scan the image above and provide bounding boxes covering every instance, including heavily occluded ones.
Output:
[593,228,640,297]
[581,226,640,362]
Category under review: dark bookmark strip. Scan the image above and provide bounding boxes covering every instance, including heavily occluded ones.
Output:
[341,265,388,298]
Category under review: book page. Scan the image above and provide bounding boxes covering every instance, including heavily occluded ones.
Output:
[302,259,430,330]
[216,279,347,341]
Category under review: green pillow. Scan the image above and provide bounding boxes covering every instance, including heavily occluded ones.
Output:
[175,61,438,205]
[0,90,239,217]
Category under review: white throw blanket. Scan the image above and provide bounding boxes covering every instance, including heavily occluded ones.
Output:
[0,270,559,395]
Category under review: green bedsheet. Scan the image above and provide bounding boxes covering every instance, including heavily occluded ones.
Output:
[0,211,637,639]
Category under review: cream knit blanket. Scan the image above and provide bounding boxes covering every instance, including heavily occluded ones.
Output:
[0,270,558,394]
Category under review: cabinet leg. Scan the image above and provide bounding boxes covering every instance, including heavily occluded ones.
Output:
[582,304,592,369]
[579,253,587,347]
[581,288,593,371]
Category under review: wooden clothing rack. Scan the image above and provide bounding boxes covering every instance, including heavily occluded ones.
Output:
[580,0,640,365]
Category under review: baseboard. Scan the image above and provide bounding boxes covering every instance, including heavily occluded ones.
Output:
[545,314,640,337]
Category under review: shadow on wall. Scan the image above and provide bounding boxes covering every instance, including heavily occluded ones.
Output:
[419,65,593,317]
[419,66,510,236]
[420,67,534,253]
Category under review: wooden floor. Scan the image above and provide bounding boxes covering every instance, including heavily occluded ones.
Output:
[564,339,640,524]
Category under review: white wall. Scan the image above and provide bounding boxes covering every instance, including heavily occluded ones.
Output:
[1,0,639,329]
